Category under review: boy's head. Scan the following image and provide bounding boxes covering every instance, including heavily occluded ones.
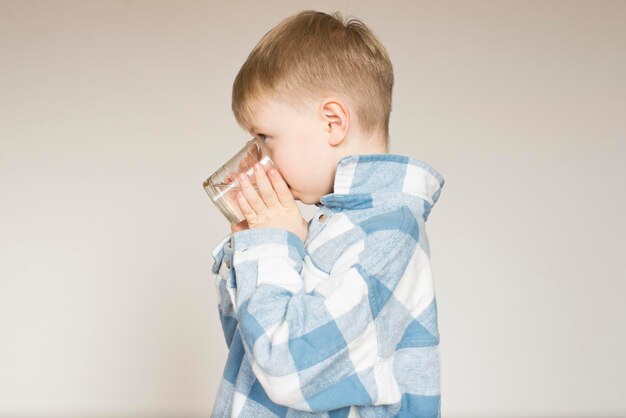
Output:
[231,10,394,205]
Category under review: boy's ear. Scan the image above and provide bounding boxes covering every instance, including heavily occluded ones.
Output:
[321,99,350,146]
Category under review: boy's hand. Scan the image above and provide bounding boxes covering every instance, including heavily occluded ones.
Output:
[230,219,249,234]
[234,163,308,244]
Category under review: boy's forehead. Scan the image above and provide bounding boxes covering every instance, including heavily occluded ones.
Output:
[246,98,281,130]
[246,98,269,122]
[244,96,313,132]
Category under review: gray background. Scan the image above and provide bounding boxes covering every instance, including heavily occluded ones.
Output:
[1,1,624,417]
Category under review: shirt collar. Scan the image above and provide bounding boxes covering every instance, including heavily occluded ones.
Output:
[316,153,445,212]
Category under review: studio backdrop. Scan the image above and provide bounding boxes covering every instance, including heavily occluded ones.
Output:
[0,1,624,417]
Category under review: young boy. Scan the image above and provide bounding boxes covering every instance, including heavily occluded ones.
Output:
[210,10,445,418]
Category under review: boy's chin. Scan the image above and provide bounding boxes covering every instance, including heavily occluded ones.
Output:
[296,195,317,205]
[291,190,318,205]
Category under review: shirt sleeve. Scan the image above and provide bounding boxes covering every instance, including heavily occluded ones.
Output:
[229,209,421,412]
[211,233,238,349]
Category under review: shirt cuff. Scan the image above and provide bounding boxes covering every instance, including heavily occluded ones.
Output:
[230,227,305,263]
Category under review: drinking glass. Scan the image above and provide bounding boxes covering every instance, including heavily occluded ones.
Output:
[203,137,276,224]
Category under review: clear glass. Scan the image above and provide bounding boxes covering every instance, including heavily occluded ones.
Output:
[203,137,276,224]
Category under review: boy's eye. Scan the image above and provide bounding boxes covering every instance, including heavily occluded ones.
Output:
[258,134,269,144]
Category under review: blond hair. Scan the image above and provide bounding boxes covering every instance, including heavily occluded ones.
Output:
[231,10,394,148]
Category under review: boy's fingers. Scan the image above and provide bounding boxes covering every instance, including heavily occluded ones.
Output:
[267,168,295,206]
[253,164,280,207]
[236,190,258,223]
[238,172,266,214]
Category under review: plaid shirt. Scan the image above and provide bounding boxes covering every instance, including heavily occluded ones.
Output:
[210,153,445,417]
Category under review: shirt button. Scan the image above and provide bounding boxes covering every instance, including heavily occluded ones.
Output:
[225,259,231,269]
[318,213,328,222]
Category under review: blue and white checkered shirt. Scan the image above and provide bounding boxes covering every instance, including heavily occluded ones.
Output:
[210,153,445,417]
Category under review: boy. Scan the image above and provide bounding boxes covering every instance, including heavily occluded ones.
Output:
[210,10,445,418]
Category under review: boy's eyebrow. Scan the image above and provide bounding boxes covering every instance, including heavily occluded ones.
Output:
[249,124,267,134]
